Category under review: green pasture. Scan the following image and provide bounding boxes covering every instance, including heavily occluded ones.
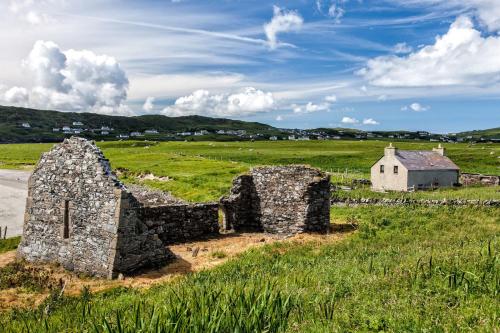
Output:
[0,206,498,332]
[0,140,498,201]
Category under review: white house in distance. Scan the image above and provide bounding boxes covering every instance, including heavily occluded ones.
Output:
[371,143,460,191]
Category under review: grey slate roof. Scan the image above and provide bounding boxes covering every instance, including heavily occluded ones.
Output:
[395,151,460,171]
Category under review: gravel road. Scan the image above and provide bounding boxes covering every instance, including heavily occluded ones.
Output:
[0,169,30,237]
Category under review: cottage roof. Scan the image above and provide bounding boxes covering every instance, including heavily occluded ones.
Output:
[395,150,459,171]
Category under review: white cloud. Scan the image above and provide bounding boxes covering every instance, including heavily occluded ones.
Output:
[362,118,379,125]
[316,1,345,23]
[142,96,155,112]
[402,102,429,112]
[324,94,337,102]
[292,101,330,114]
[2,86,29,105]
[264,6,303,49]
[8,0,54,25]
[341,116,359,124]
[377,94,387,101]
[406,0,500,32]
[360,16,500,87]
[328,4,345,23]
[276,115,284,121]
[466,0,500,31]
[162,87,275,117]
[1,40,129,114]
[393,42,412,54]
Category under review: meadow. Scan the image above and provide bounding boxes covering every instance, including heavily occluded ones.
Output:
[0,206,498,332]
[0,140,498,202]
[0,140,498,331]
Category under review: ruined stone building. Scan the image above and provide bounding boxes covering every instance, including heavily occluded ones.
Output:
[221,166,331,235]
[19,138,331,278]
[371,144,460,192]
[18,137,218,278]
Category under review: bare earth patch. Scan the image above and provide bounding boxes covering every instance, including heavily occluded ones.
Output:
[0,229,353,310]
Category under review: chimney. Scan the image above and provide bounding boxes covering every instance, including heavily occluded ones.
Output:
[384,142,397,157]
[433,144,445,156]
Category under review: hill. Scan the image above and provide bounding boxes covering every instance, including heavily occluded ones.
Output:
[455,127,500,140]
[0,105,279,143]
[1,105,498,143]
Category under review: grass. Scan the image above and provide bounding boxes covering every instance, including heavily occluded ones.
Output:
[333,185,500,201]
[0,236,21,254]
[0,140,499,201]
[0,206,498,332]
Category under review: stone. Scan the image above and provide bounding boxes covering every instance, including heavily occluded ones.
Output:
[17,137,219,279]
[220,165,331,235]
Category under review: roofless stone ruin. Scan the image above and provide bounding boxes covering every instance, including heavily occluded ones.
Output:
[18,137,330,278]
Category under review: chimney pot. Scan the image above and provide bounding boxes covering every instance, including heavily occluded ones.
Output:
[385,143,397,156]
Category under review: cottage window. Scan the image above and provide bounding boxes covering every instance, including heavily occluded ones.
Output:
[393,166,398,174]
[63,200,70,239]
[380,165,384,173]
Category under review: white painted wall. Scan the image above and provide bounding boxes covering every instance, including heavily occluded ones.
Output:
[371,155,408,191]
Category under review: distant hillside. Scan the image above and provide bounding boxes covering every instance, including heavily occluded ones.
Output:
[0,105,498,143]
[0,106,279,143]
[455,127,500,140]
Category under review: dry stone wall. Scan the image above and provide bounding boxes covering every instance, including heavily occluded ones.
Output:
[18,137,173,278]
[221,166,331,235]
[460,173,499,186]
[137,203,220,244]
[331,197,500,207]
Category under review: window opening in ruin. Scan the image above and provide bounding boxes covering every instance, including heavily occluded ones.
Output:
[63,200,70,239]
[393,166,398,174]
[380,165,384,173]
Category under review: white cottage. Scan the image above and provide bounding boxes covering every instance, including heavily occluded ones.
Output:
[371,144,460,191]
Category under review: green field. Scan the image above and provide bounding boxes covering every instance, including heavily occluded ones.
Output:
[0,140,498,201]
[0,206,498,332]
[0,140,499,331]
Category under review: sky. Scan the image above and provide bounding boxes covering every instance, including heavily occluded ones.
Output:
[0,0,499,133]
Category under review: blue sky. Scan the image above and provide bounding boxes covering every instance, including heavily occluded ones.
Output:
[0,0,499,133]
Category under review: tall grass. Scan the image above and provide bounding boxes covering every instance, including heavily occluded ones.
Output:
[1,206,498,332]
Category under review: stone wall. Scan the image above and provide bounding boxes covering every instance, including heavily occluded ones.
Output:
[331,197,500,207]
[18,137,173,278]
[137,203,220,244]
[220,175,261,232]
[111,192,175,276]
[221,166,331,235]
[19,138,334,278]
[460,173,499,186]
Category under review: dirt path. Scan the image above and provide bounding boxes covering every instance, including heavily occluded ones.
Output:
[0,229,354,310]
[0,169,31,237]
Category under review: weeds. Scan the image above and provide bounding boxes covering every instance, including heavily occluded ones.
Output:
[211,250,227,259]
[0,261,57,292]
[0,236,21,254]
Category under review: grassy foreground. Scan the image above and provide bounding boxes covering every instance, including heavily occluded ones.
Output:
[0,237,20,254]
[0,206,498,332]
[0,140,499,202]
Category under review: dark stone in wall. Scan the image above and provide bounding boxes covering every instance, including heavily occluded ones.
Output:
[138,203,220,244]
[221,166,331,235]
[460,173,499,186]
